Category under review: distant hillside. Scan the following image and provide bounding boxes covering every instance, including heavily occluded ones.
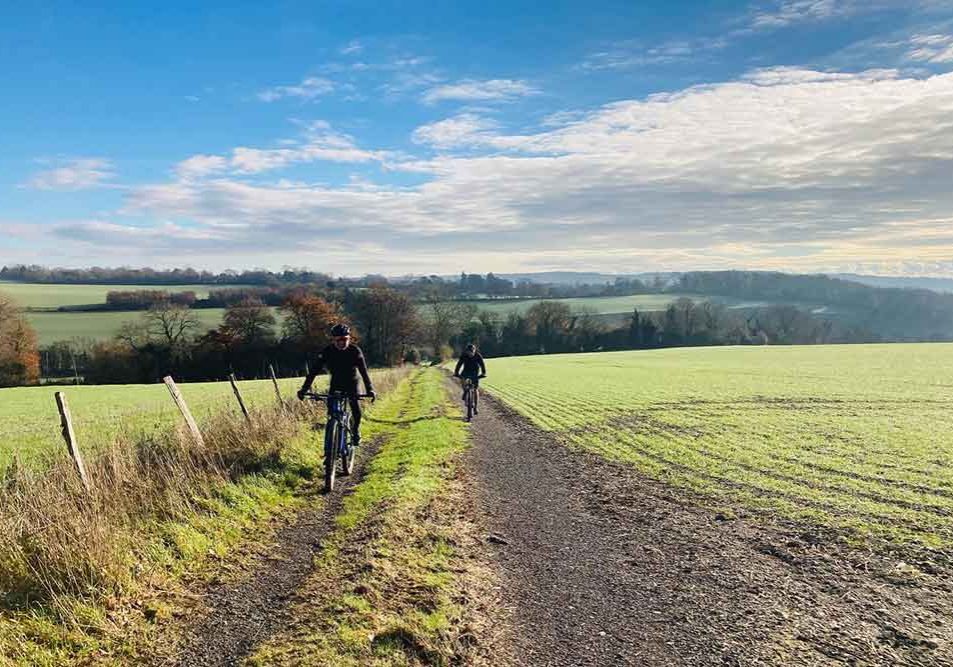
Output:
[832,274,953,293]
[497,271,632,285]
[676,271,953,341]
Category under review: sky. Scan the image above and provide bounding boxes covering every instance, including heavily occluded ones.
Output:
[2,0,953,277]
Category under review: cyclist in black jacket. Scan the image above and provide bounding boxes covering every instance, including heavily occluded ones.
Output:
[453,343,487,414]
[297,323,376,445]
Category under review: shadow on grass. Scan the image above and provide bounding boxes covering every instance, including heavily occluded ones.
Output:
[365,415,445,426]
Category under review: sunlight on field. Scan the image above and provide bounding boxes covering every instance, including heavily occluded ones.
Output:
[0,375,315,468]
[0,281,250,309]
[485,344,953,547]
[23,308,233,345]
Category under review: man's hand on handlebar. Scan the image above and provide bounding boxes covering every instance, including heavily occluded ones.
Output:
[368,390,377,403]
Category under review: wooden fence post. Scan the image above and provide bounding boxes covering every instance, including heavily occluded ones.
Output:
[163,376,206,447]
[228,373,251,422]
[54,392,91,492]
[268,364,285,408]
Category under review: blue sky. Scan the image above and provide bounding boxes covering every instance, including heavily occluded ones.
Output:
[3,0,953,276]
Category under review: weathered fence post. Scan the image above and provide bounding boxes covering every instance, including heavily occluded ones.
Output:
[268,364,285,408]
[228,373,251,422]
[54,392,91,492]
[163,376,206,447]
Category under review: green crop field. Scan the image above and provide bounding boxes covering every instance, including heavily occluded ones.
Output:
[0,375,314,468]
[442,293,696,316]
[483,344,953,548]
[431,293,803,318]
[24,309,234,345]
[0,281,251,310]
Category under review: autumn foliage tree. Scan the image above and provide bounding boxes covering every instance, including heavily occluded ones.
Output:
[0,293,40,386]
[280,294,346,355]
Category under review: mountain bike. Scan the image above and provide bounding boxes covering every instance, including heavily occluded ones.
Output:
[302,391,372,492]
[460,375,486,422]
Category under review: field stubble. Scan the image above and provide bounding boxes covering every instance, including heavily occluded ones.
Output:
[484,344,953,553]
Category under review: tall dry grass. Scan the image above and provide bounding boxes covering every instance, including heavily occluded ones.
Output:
[0,366,409,617]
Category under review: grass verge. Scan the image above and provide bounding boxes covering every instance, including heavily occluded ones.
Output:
[246,368,494,666]
[0,368,408,666]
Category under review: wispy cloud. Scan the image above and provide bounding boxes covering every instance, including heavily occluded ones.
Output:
[340,39,363,55]
[580,37,728,71]
[421,79,538,104]
[751,0,851,29]
[172,121,388,179]
[24,158,114,191]
[747,0,936,31]
[257,76,334,102]
[908,33,953,63]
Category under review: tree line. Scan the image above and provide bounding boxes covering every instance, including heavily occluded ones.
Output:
[71,288,416,384]
[5,266,953,387]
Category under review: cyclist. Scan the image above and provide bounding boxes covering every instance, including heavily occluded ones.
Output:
[297,323,376,445]
[453,343,487,414]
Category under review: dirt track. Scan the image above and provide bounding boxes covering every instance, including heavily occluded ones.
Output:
[466,393,953,666]
[174,436,383,667]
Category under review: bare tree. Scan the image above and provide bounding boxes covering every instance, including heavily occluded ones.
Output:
[350,287,420,365]
[116,320,151,352]
[423,290,477,353]
[144,302,201,348]
[222,297,276,345]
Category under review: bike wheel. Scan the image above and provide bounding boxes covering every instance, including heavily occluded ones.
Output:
[324,420,339,492]
[341,416,355,476]
[466,388,473,422]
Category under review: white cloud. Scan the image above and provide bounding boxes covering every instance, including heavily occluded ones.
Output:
[257,76,334,102]
[24,158,114,191]
[422,79,538,104]
[64,68,953,274]
[908,34,953,63]
[175,154,229,180]
[165,123,390,181]
[411,114,501,149]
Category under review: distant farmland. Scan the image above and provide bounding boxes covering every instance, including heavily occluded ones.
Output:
[484,343,953,548]
[3,281,835,345]
[0,281,251,310]
[24,308,234,345]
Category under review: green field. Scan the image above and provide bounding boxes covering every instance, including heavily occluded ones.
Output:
[0,375,313,468]
[0,281,251,310]
[24,308,233,345]
[483,344,953,548]
[446,293,698,316]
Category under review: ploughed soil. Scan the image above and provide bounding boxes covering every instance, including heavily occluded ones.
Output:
[466,393,953,666]
[172,436,384,667]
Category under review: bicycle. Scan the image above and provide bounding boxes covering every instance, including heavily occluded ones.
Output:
[458,374,486,422]
[302,391,372,492]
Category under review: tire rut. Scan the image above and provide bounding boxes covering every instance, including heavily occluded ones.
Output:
[173,435,386,667]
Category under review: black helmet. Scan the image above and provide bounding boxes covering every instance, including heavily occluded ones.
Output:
[330,323,351,337]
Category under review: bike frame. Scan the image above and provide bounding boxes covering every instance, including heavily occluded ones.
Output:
[459,374,485,421]
[303,391,372,491]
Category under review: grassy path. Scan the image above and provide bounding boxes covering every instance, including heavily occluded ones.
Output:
[243,367,493,666]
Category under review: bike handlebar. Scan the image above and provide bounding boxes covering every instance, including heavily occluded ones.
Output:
[301,392,374,400]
